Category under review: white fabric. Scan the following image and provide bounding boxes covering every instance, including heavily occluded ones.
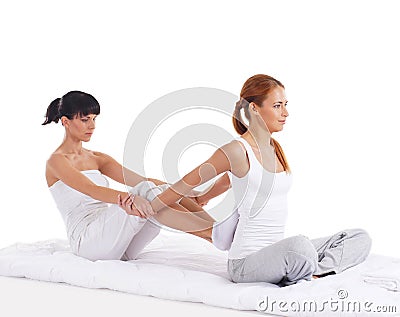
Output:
[49,171,167,242]
[228,138,293,259]
[363,263,400,292]
[212,209,239,251]
[49,171,167,260]
[49,170,109,244]
[1,232,399,316]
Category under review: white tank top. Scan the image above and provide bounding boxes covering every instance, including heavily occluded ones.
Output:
[48,170,109,241]
[228,138,293,259]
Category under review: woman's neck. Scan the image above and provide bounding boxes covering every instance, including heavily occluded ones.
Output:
[58,135,84,154]
[243,125,273,149]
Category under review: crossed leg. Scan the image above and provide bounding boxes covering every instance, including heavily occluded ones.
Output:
[310,228,372,276]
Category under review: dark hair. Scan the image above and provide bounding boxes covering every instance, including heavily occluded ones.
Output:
[42,91,100,125]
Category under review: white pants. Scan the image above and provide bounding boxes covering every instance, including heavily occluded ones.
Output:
[74,181,168,261]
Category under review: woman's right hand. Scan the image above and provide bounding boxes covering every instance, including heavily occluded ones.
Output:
[195,195,210,207]
[118,193,155,218]
[185,189,208,207]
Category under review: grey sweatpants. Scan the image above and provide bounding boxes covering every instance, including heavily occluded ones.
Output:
[227,228,372,287]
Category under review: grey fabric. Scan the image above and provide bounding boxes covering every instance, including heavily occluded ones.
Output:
[228,228,371,287]
[228,235,318,287]
[310,228,372,276]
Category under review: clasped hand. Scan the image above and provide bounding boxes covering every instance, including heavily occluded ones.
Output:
[117,193,155,218]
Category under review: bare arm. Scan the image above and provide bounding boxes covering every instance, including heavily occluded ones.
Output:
[196,172,231,206]
[47,154,130,204]
[47,154,154,217]
[145,178,168,186]
[96,151,168,187]
[150,140,245,213]
[95,151,146,187]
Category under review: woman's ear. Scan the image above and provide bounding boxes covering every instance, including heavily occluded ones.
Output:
[249,102,258,113]
[61,116,69,127]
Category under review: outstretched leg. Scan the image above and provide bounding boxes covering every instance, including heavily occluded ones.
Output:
[153,202,214,242]
[178,196,216,222]
[121,220,161,260]
[132,181,215,242]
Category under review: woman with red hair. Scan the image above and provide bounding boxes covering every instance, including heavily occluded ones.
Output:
[138,74,372,286]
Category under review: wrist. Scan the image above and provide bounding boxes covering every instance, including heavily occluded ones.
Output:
[196,194,205,205]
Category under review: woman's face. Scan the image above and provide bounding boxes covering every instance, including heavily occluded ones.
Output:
[63,114,97,142]
[253,86,289,133]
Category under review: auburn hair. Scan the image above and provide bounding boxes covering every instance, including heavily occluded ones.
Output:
[232,74,291,174]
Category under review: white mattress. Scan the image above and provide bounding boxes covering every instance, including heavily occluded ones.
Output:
[1,231,399,316]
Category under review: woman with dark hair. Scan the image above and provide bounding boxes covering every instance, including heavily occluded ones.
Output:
[125,75,372,286]
[43,91,214,261]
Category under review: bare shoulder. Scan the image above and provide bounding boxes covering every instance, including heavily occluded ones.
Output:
[46,152,67,169]
[219,139,247,162]
[90,150,118,168]
[45,153,70,186]
[91,150,112,159]
[218,139,249,177]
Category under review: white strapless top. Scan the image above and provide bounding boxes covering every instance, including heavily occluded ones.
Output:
[48,170,109,238]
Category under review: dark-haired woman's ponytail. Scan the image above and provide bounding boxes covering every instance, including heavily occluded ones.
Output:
[42,98,61,125]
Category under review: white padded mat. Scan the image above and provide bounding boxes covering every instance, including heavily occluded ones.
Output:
[1,231,399,316]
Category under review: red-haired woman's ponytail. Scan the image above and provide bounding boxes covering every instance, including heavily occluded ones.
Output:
[232,98,248,135]
[271,137,291,174]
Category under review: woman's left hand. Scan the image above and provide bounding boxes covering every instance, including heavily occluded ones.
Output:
[118,193,155,218]
[186,190,209,207]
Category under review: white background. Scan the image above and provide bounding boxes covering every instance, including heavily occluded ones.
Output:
[0,0,399,303]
